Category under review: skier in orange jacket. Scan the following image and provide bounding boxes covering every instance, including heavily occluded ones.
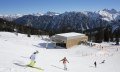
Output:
[60,57,69,70]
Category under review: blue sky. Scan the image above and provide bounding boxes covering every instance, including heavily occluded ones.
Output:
[0,0,120,14]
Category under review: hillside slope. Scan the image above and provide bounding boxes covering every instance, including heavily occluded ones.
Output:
[0,32,120,72]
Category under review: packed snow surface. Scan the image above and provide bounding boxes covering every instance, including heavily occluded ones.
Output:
[0,32,120,72]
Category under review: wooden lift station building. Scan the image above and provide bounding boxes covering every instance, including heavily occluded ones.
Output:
[51,32,88,48]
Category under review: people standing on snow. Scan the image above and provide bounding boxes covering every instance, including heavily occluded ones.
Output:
[102,47,103,50]
[28,50,39,67]
[60,57,69,70]
[94,61,97,68]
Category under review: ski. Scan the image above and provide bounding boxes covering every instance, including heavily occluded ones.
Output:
[26,65,44,71]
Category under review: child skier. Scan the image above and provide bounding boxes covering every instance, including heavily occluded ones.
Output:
[28,50,39,67]
[60,57,69,70]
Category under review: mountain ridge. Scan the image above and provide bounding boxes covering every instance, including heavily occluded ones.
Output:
[0,9,120,21]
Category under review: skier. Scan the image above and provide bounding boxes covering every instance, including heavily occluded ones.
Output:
[60,57,69,70]
[94,61,97,68]
[28,50,39,67]
[102,47,103,50]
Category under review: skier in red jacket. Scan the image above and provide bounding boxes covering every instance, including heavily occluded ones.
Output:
[60,57,69,70]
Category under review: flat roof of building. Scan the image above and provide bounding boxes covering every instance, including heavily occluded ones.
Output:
[56,32,85,38]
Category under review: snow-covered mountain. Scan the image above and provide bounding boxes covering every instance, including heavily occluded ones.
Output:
[31,13,44,16]
[98,9,120,21]
[45,11,60,16]
[1,9,120,22]
[14,11,108,33]
[82,9,120,21]
[0,14,23,21]
[0,12,60,21]
[82,11,101,20]
[1,9,120,34]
